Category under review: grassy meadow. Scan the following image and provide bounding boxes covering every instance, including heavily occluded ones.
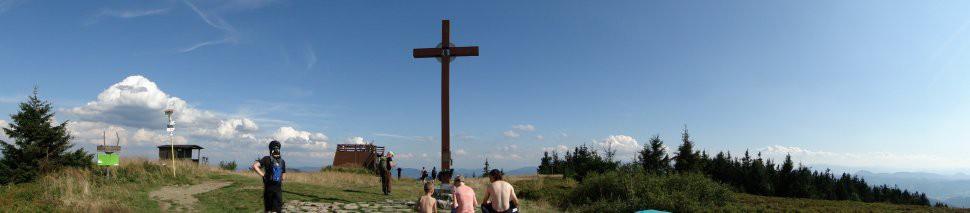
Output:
[0,158,966,212]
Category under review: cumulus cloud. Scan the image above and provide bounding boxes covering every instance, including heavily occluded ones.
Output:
[455,149,467,156]
[542,144,570,153]
[345,136,367,144]
[61,75,330,166]
[0,119,8,141]
[502,130,519,138]
[65,75,219,130]
[395,152,415,159]
[759,145,970,172]
[512,124,535,132]
[596,135,641,153]
[215,118,258,139]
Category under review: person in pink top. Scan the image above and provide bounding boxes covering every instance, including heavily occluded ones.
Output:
[451,175,478,213]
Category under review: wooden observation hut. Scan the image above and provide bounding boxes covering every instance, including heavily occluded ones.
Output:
[332,144,385,169]
[157,145,205,164]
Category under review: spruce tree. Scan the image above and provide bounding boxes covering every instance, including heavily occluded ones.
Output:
[538,151,551,174]
[481,157,490,178]
[674,126,699,172]
[637,135,671,174]
[0,89,93,184]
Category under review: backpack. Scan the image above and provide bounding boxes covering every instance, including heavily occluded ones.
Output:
[269,157,283,182]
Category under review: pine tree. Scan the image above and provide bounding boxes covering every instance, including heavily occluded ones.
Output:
[481,157,490,178]
[636,135,671,174]
[0,89,93,184]
[674,126,699,173]
[538,151,551,174]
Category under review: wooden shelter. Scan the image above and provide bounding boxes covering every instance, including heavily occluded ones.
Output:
[157,145,204,164]
[332,144,384,168]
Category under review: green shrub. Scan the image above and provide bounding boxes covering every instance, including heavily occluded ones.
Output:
[564,171,734,212]
[218,161,237,171]
[514,176,576,206]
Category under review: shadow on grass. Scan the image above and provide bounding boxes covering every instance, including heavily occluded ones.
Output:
[283,190,352,203]
[342,188,382,195]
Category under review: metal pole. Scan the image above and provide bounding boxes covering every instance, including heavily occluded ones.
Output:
[170,131,175,176]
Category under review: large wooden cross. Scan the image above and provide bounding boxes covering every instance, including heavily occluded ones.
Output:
[412,20,479,172]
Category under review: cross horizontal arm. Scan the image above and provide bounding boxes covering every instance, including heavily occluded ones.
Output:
[413,48,443,58]
[449,46,478,57]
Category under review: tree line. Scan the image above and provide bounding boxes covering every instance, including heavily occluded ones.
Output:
[537,127,933,206]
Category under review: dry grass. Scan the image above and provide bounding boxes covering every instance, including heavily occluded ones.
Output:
[0,157,220,212]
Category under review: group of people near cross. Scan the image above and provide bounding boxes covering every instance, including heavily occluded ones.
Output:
[249,140,519,213]
[416,170,520,213]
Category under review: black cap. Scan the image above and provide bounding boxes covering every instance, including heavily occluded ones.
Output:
[269,140,281,150]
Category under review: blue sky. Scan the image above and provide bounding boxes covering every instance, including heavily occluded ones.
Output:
[1,0,969,173]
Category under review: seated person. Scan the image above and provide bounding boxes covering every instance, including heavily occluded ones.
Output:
[481,169,519,213]
[452,175,478,213]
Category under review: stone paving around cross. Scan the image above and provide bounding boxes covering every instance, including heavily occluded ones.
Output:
[283,199,418,213]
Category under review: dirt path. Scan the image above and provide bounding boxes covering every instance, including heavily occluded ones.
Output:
[149,181,232,212]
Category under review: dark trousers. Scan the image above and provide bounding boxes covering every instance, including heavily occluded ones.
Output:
[381,172,392,195]
[482,202,517,213]
[263,185,282,212]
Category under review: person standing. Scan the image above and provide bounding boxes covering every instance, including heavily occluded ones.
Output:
[379,152,396,195]
[451,175,478,213]
[420,167,429,182]
[251,140,287,213]
[431,167,438,181]
[397,167,403,180]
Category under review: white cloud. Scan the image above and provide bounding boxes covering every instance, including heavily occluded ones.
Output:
[273,126,328,144]
[96,8,169,19]
[596,135,641,153]
[534,135,544,141]
[61,75,330,167]
[455,149,467,156]
[759,145,970,172]
[503,130,519,138]
[215,118,258,139]
[395,152,415,159]
[345,136,367,144]
[65,75,220,130]
[542,144,569,153]
[512,124,535,132]
[0,119,8,141]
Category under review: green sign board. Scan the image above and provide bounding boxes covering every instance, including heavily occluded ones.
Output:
[97,153,120,166]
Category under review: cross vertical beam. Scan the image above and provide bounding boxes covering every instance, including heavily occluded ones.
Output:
[440,20,451,172]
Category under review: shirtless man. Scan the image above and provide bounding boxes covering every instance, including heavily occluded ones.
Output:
[481,169,519,213]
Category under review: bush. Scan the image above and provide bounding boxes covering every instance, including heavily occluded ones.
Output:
[564,171,734,212]
[218,161,237,171]
[514,176,577,206]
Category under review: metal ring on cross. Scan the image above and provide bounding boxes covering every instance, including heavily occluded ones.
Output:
[435,42,457,63]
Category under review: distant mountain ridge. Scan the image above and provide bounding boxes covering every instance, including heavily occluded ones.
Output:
[854,170,970,208]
